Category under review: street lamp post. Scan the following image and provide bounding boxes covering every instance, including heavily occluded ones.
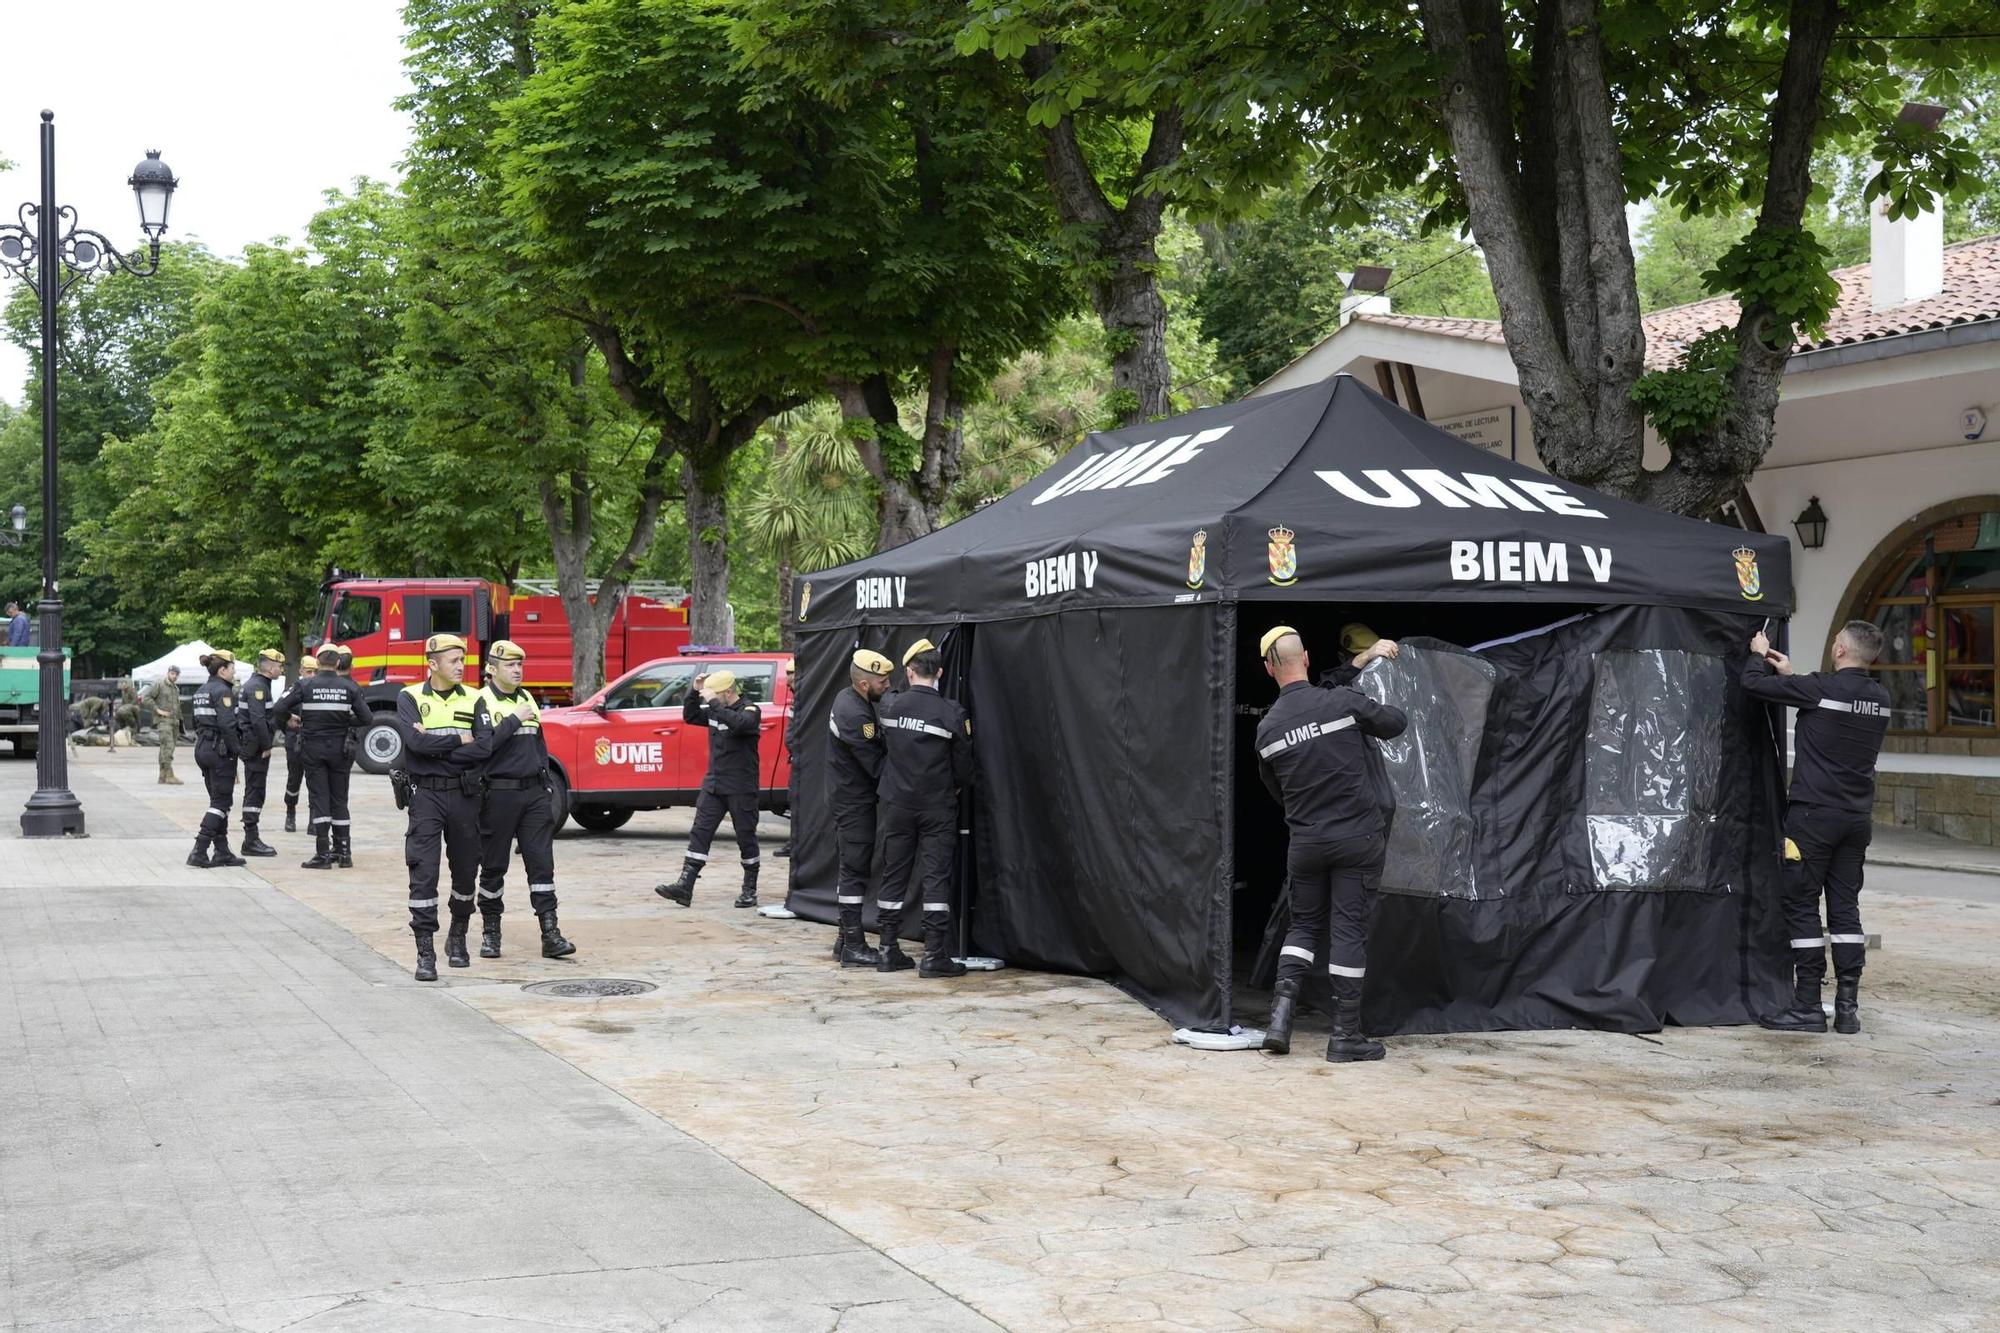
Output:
[0,111,177,838]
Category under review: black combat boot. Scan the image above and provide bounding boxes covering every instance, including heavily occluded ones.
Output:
[1833,975,1861,1034]
[654,858,700,907]
[240,815,277,858]
[334,828,353,869]
[445,920,471,968]
[480,917,502,959]
[775,841,792,859]
[414,931,438,983]
[876,912,914,973]
[283,800,297,833]
[208,839,247,868]
[835,909,881,968]
[186,833,212,869]
[1757,977,1828,1033]
[1325,977,1385,1063]
[919,914,966,977]
[1263,978,1300,1055]
[538,910,576,958]
[301,828,333,871]
[733,864,759,909]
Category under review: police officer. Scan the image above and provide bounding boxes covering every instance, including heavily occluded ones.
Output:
[280,651,317,832]
[272,644,373,871]
[398,634,484,981]
[1253,627,1407,1062]
[147,666,182,784]
[332,643,367,769]
[874,639,974,977]
[233,649,285,858]
[828,649,894,967]
[656,669,764,908]
[471,640,576,960]
[1745,621,1892,1035]
[187,651,249,869]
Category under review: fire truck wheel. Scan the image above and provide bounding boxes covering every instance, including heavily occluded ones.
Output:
[357,717,404,774]
[570,805,635,833]
[547,768,571,832]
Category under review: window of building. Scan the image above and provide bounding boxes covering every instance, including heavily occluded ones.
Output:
[1853,508,2000,735]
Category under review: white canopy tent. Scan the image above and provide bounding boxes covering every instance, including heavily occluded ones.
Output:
[131,640,215,687]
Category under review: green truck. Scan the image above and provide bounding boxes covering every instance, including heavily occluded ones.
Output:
[0,645,69,757]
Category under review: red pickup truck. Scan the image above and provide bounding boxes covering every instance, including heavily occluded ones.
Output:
[540,652,794,832]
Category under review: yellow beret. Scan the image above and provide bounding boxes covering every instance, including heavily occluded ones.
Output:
[851,649,893,676]
[333,643,353,661]
[705,669,737,694]
[487,639,526,663]
[425,633,467,655]
[256,648,285,664]
[1258,626,1298,659]
[1339,622,1380,654]
[902,638,937,667]
[316,644,341,663]
[207,648,237,665]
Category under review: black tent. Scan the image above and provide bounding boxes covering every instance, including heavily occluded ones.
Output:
[786,376,1796,1034]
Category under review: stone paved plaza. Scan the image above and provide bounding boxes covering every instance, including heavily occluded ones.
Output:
[6,747,2000,1330]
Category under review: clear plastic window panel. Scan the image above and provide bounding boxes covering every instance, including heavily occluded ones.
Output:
[1584,650,1726,891]
[1356,642,1497,900]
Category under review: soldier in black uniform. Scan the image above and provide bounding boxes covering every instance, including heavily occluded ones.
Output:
[874,638,975,978]
[1744,621,1892,1035]
[234,648,285,858]
[332,644,367,769]
[656,668,764,908]
[272,644,374,871]
[1253,626,1408,1062]
[827,649,894,967]
[472,639,575,960]
[280,653,309,833]
[396,634,485,981]
[187,651,248,869]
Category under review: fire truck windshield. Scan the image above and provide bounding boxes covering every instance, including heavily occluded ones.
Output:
[331,592,382,643]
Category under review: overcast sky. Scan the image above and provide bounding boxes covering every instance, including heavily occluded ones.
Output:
[0,0,413,406]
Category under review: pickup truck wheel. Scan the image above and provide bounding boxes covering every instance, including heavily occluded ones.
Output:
[570,804,634,833]
[548,768,571,832]
[12,735,35,759]
[357,718,403,774]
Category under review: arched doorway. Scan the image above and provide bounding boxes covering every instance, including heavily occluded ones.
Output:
[1845,500,2000,736]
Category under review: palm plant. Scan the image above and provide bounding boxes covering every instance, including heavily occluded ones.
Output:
[740,401,877,648]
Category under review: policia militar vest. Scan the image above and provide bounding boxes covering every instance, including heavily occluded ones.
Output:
[400,681,477,780]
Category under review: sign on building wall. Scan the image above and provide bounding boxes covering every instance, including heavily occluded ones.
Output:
[1429,406,1517,459]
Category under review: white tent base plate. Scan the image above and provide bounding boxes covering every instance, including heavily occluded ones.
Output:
[1172,1027,1267,1051]
[954,956,1006,971]
[757,905,798,919]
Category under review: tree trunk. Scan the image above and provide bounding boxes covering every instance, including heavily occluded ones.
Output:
[834,347,968,552]
[778,557,795,654]
[279,611,301,681]
[1022,46,1183,427]
[683,453,731,645]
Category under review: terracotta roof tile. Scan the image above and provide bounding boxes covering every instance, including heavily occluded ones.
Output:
[1349,232,2000,371]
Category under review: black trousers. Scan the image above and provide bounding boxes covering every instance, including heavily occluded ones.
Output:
[1278,833,1386,986]
[1784,803,1872,982]
[240,754,270,828]
[481,780,557,917]
[686,788,759,872]
[406,783,481,934]
[833,803,877,913]
[283,742,305,806]
[876,803,954,946]
[303,743,353,837]
[195,740,236,840]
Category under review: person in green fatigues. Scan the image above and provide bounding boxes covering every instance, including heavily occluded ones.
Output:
[147,667,182,784]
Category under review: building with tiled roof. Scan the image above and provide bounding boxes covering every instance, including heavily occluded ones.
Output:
[1256,214,2000,843]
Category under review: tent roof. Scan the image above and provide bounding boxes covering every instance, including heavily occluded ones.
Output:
[132,640,216,685]
[797,376,1791,631]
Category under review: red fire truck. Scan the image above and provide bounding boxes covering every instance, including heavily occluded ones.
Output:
[307,574,710,772]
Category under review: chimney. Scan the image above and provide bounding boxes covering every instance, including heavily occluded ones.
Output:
[1871,103,1947,312]
[1339,265,1394,327]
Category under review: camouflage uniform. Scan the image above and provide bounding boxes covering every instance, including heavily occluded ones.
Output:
[145,676,181,782]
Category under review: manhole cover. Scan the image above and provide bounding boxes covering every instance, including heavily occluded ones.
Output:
[522,978,658,999]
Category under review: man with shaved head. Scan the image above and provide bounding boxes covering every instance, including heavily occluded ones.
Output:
[1253,626,1408,1062]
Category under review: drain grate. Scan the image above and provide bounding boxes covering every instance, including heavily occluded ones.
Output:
[523,978,658,999]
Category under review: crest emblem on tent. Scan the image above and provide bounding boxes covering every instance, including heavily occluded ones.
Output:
[1186,529,1207,589]
[1267,525,1298,587]
[1732,547,1762,601]
[798,582,812,622]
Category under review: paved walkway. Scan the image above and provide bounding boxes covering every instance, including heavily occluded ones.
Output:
[0,758,992,1333]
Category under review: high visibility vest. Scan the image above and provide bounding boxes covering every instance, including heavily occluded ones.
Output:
[403,681,475,732]
[478,685,540,732]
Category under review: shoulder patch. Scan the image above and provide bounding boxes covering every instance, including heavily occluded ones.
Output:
[221,695,233,707]
[963,717,972,736]
[862,721,876,739]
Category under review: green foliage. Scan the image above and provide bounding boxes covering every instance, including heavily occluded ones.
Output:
[1634,207,1753,312]
[1704,225,1843,344]
[1629,328,1740,449]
